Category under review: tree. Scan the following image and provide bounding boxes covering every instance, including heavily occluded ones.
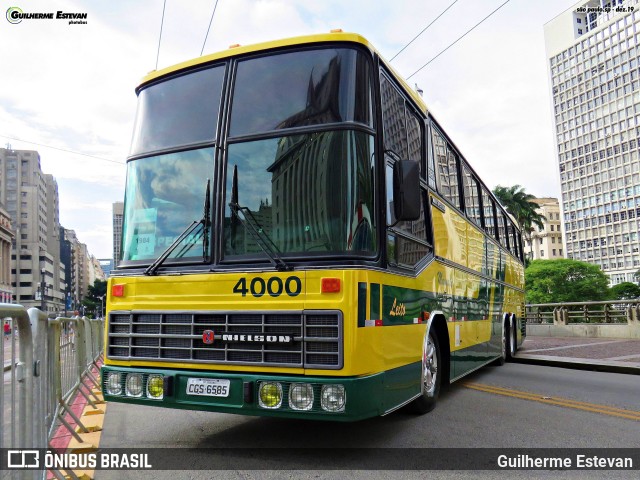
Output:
[493,185,545,258]
[525,259,610,304]
[82,280,107,318]
[609,282,640,300]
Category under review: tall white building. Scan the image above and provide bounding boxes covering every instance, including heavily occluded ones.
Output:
[112,201,123,265]
[525,198,565,260]
[545,0,640,285]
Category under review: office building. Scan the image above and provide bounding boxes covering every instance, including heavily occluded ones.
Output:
[545,0,640,285]
[113,201,123,265]
[0,205,14,303]
[524,198,565,260]
[0,147,65,313]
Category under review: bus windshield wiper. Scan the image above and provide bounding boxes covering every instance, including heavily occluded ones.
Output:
[229,165,292,272]
[229,202,293,272]
[144,179,210,276]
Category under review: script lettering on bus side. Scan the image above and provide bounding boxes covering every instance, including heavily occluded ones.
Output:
[389,298,406,317]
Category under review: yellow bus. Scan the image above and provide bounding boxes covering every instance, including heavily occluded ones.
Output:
[102,31,525,421]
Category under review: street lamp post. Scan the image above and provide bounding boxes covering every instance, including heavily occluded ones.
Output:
[40,268,46,312]
[100,295,105,319]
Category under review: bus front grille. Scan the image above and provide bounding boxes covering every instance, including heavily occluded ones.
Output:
[106,310,342,369]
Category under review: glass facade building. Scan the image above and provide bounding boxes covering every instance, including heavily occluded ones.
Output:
[545,0,640,285]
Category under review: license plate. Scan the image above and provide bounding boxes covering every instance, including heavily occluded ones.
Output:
[186,378,230,397]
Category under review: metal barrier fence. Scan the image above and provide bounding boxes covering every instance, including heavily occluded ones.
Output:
[525,300,640,325]
[0,304,103,480]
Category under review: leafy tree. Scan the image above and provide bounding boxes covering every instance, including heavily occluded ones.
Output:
[82,279,107,317]
[609,282,640,300]
[493,185,545,258]
[525,259,610,304]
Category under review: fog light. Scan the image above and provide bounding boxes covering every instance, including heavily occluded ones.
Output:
[289,383,314,411]
[106,372,122,395]
[125,373,143,397]
[321,384,346,412]
[147,374,164,399]
[258,382,282,409]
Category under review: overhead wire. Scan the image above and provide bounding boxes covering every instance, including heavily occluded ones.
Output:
[389,0,462,62]
[0,134,125,165]
[155,0,167,70]
[201,0,220,56]
[407,0,512,80]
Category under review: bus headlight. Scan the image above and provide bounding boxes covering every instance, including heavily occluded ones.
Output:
[289,383,314,411]
[146,375,164,399]
[258,382,282,409]
[125,373,144,397]
[105,372,122,395]
[321,384,346,412]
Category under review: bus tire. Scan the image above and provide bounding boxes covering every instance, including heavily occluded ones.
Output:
[506,317,517,360]
[409,330,441,414]
[494,320,507,366]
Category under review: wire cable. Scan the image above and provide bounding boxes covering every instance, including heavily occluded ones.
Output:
[0,134,125,165]
[407,0,512,79]
[156,0,167,70]
[390,0,462,62]
[200,0,220,56]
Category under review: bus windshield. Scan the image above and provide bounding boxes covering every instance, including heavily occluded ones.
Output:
[121,46,377,265]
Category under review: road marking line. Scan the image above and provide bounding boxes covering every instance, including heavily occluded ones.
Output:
[522,339,626,353]
[463,382,640,422]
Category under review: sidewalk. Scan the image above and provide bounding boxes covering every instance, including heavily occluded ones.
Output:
[515,336,640,374]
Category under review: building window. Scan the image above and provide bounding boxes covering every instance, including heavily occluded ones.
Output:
[541,250,545,257]
[553,249,557,256]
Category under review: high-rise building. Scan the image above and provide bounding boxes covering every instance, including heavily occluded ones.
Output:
[0,147,65,313]
[0,205,14,303]
[524,198,565,260]
[98,258,114,277]
[544,0,640,285]
[113,201,123,265]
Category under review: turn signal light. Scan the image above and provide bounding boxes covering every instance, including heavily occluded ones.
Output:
[111,284,125,297]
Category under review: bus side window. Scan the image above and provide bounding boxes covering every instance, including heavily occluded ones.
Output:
[481,187,496,239]
[431,128,461,210]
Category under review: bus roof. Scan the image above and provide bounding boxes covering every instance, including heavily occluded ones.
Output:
[138,31,428,113]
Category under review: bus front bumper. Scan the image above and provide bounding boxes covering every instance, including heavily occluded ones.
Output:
[101,366,386,422]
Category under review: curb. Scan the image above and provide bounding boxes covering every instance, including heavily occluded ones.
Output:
[512,354,640,375]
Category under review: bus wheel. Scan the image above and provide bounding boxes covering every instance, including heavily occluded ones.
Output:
[494,323,507,366]
[409,330,441,414]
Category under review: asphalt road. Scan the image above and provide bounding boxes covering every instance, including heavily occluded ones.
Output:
[95,363,640,479]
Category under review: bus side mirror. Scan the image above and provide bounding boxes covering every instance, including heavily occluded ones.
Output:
[393,160,421,221]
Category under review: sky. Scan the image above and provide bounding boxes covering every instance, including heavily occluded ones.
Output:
[0,0,579,259]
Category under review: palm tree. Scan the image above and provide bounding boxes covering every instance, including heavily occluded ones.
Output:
[493,185,546,258]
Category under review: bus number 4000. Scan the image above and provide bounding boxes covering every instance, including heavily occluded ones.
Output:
[233,276,302,298]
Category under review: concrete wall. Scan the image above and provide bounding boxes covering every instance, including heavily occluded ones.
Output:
[527,324,640,339]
